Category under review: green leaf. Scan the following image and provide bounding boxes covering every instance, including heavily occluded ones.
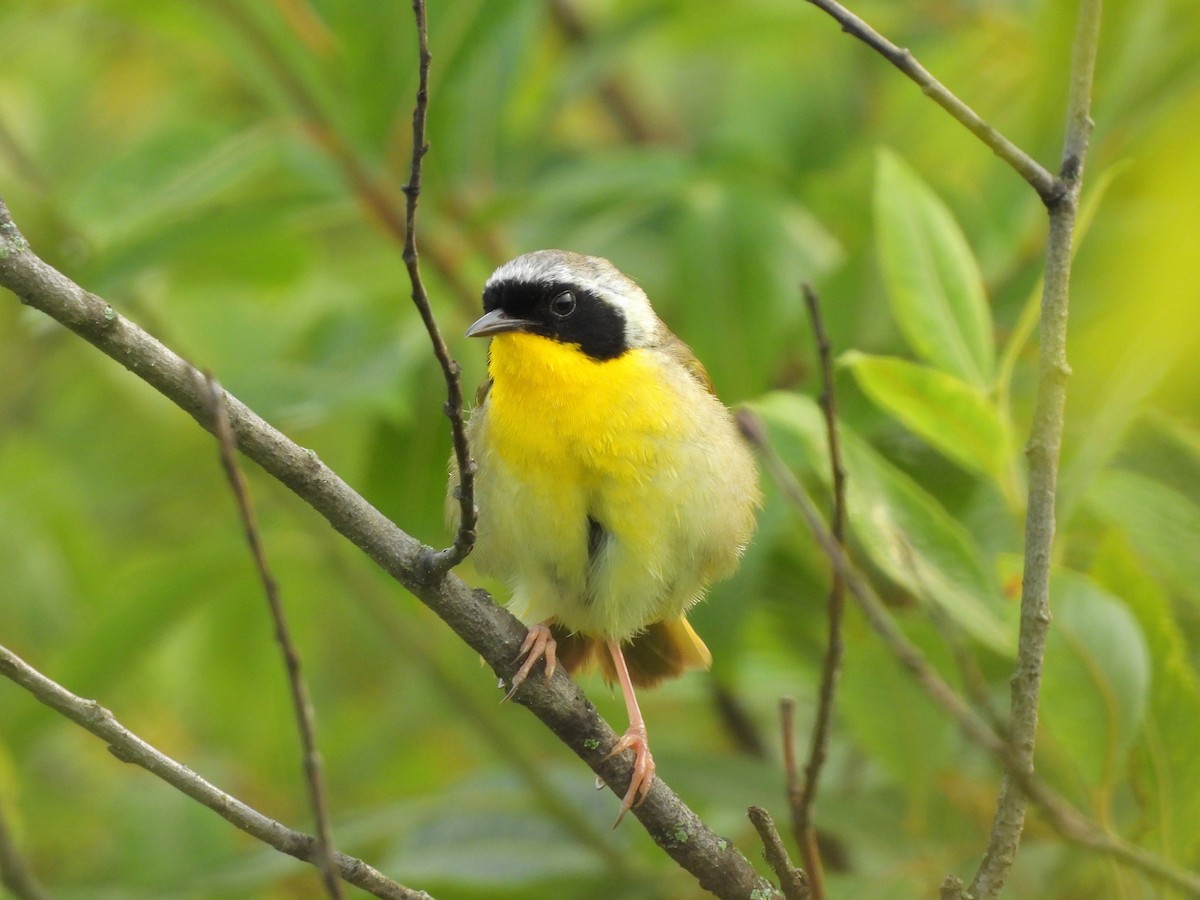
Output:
[874,148,994,388]
[838,620,958,821]
[841,351,1010,482]
[1058,325,1193,524]
[1091,534,1200,861]
[752,392,1011,653]
[1087,469,1200,606]
[1040,571,1150,791]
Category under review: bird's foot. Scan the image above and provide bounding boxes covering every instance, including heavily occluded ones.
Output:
[602,723,655,827]
[502,623,557,702]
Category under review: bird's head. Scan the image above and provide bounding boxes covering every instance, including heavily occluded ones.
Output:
[467,250,662,360]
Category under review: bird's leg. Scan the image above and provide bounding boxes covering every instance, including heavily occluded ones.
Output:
[602,639,654,827]
[502,622,557,702]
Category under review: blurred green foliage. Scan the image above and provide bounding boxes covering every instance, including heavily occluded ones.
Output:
[2,1,1199,898]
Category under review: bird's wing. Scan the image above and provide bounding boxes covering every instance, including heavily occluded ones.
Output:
[658,330,717,396]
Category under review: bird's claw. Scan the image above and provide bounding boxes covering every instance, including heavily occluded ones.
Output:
[601,724,655,827]
[502,623,557,702]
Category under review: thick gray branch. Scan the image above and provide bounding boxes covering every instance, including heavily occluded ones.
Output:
[0,196,775,900]
[0,643,426,900]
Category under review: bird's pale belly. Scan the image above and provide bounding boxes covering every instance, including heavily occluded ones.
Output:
[473,333,726,638]
[475,442,710,639]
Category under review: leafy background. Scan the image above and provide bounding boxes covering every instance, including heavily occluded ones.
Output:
[1,1,1199,897]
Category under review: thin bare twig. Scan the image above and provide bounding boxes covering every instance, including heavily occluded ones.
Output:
[401,0,476,577]
[204,375,343,900]
[970,1,1104,896]
[780,696,800,800]
[0,198,775,900]
[0,796,49,900]
[748,806,811,900]
[780,698,824,894]
[737,410,1200,897]
[0,643,428,900]
[803,0,1061,205]
[790,283,847,899]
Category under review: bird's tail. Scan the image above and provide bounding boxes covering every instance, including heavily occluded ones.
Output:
[551,616,712,688]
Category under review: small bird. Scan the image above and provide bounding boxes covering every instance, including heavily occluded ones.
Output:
[449,250,760,823]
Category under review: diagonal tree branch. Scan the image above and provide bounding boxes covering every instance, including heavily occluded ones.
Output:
[328,544,641,882]
[212,0,477,577]
[0,642,427,900]
[803,0,1061,205]
[0,197,777,900]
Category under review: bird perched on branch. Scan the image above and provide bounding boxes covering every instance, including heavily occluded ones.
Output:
[449,250,760,823]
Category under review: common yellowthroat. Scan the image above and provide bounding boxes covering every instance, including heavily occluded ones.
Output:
[449,250,760,822]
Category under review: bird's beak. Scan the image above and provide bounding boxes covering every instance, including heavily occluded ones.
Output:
[465,308,535,338]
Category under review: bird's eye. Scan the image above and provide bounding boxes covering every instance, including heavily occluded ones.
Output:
[550,291,576,318]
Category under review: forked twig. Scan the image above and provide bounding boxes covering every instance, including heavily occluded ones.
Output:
[803,0,1061,205]
[748,806,811,900]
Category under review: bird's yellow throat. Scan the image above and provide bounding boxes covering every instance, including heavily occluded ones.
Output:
[485,332,680,481]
